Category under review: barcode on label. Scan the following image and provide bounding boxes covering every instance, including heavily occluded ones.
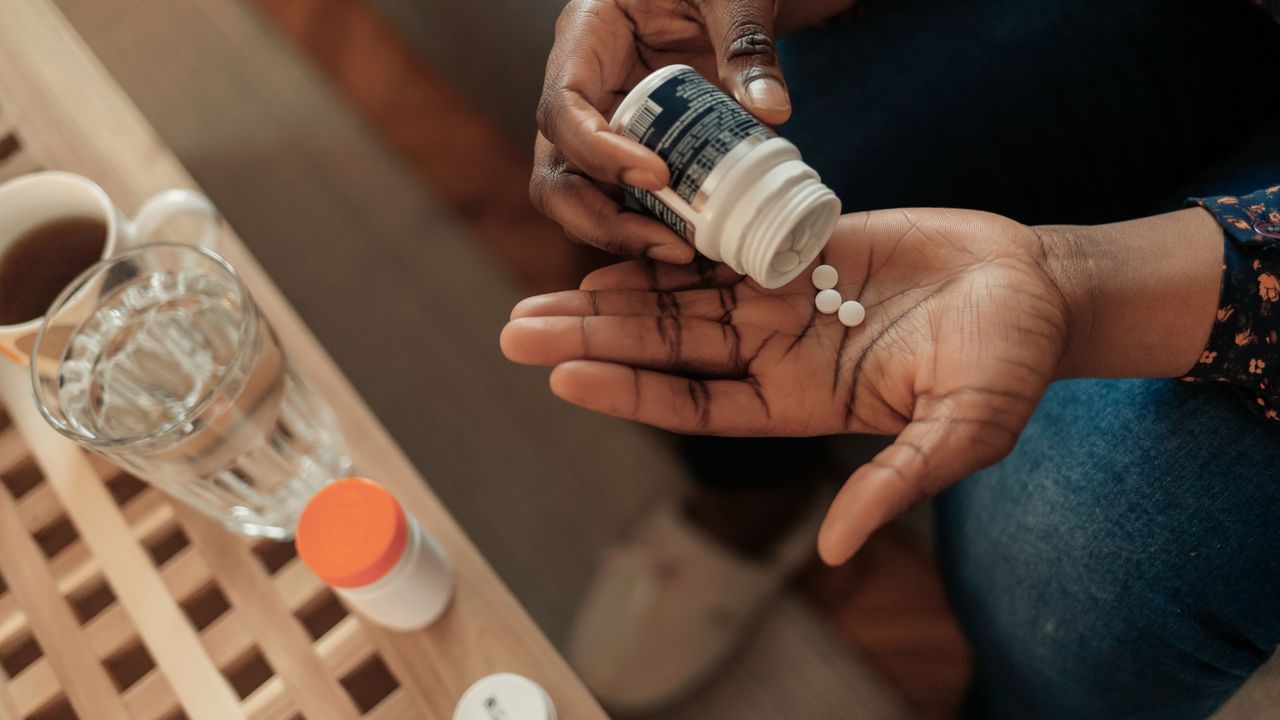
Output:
[623,99,662,142]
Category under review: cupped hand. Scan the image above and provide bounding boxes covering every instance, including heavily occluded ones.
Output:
[502,209,1072,564]
[533,0,838,262]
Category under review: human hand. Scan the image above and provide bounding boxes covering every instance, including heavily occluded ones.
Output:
[501,207,1223,563]
[531,0,852,262]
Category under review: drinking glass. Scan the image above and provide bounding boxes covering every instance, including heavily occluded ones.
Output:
[31,243,350,539]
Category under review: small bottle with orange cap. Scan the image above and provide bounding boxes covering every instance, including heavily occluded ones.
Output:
[296,477,454,631]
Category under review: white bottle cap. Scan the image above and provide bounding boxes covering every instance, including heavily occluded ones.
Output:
[454,673,557,720]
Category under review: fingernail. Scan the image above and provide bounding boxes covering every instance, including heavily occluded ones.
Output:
[745,77,790,113]
[647,244,692,264]
[621,168,664,190]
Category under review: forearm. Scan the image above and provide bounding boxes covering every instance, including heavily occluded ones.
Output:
[1039,207,1224,380]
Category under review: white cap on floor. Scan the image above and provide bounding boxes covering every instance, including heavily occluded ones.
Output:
[454,673,557,720]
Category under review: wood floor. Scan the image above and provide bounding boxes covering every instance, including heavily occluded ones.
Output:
[246,1,972,717]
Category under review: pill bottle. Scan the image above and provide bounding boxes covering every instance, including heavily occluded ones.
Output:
[454,673,557,720]
[610,64,841,289]
[296,477,454,631]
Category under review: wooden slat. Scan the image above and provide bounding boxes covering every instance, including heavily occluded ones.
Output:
[0,489,175,653]
[13,546,321,720]
[179,508,360,720]
[187,560,325,680]
[0,670,20,720]
[0,607,26,661]
[0,115,22,170]
[124,559,326,720]
[10,543,212,717]
[244,615,373,720]
[0,428,24,474]
[14,483,63,532]
[0,154,42,183]
[0,484,130,718]
[0,364,243,720]
[365,688,414,720]
[85,453,122,480]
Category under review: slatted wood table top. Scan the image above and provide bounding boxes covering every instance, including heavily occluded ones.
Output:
[0,1,606,718]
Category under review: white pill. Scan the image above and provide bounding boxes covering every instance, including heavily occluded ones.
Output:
[838,300,866,327]
[791,228,810,252]
[811,264,838,290]
[815,289,842,314]
[771,250,800,274]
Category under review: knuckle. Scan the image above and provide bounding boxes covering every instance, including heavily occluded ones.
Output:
[535,90,561,136]
[723,19,775,63]
[553,0,590,36]
[528,164,558,213]
[544,0,609,136]
[588,230,625,255]
[528,175,547,212]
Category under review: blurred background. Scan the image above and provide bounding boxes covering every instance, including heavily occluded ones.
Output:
[44,0,1274,718]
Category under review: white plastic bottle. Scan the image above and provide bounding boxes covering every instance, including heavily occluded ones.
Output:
[454,673,557,720]
[295,477,454,631]
[610,64,841,288]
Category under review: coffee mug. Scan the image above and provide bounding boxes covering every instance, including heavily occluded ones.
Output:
[0,171,219,365]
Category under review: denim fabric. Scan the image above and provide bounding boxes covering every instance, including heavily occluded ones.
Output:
[936,379,1280,719]
[757,1,1280,717]
[777,0,1280,226]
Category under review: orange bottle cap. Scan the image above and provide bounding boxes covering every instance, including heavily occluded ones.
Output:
[296,477,409,588]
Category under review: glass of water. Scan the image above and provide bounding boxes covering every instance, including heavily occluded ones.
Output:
[30,243,350,540]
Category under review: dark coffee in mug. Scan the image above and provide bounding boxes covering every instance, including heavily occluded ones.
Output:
[0,216,107,325]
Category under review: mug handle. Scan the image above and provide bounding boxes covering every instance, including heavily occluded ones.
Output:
[123,189,220,249]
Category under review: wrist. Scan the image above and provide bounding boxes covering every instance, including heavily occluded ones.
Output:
[1036,208,1224,380]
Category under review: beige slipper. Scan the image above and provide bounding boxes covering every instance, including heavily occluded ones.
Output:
[566,500,821,714]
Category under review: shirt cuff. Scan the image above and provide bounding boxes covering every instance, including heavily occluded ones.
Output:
[1182,185,1280,420]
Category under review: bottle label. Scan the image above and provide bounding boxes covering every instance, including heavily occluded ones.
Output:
[624,186,691,240]
[619,67,773,242]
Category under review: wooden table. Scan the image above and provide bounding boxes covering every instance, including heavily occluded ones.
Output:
[0,1,607,718]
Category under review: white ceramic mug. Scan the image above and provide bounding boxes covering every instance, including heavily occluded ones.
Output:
[0,171,219,365]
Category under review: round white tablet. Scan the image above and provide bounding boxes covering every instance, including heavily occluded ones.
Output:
[792,226,814,252]
[771,250,800,274]
[838,300,866,328]
[815,289,842,314]
[454,673,557,720]
[811,264,838,290]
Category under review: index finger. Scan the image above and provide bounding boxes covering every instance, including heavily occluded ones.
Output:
[581,258,745,292]
[538,1,669,190]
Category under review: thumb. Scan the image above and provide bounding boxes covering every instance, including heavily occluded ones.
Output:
[700,0,791,124]
[816,392,1025,565]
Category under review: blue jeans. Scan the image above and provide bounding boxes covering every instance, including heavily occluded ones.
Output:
[938,380,1280,719]
[772,0,1280,717]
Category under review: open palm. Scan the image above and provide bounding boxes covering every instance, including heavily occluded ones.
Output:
[502,209,1071,563]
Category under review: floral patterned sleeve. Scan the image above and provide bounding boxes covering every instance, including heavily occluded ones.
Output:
[1182,185,1280,421]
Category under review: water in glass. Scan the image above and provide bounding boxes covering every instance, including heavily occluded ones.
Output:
[35,245,349,539]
